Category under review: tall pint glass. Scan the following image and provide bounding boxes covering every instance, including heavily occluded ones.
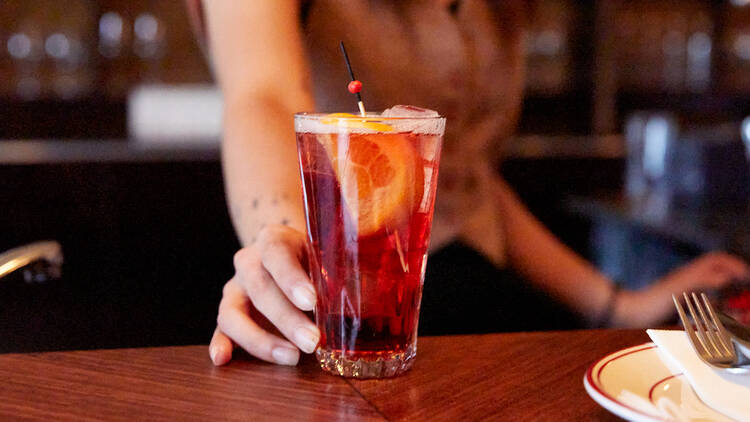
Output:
[295,110,445,378]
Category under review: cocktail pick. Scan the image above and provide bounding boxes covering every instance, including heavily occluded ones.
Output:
[339,41,366,117]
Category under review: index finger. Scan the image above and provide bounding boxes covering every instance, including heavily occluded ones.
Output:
[256,228,317,311]
[209,327,234,366]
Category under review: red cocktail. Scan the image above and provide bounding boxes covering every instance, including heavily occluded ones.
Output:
[295,110,444,378]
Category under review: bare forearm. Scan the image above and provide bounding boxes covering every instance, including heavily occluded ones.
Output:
[222,98,308,245]
[203,1,314,245]
[495,178,750,328]
[495,177,613,323]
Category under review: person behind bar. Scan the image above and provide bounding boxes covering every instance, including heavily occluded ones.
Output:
[186,1,749,366]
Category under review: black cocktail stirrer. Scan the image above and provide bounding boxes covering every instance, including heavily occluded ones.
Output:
[339,41,366,117]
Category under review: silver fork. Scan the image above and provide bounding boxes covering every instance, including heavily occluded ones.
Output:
[672,292,750,374]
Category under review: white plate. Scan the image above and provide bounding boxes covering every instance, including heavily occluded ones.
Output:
[584,343,733,421]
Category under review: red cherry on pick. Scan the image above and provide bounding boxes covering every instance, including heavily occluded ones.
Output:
[348,80,362,94]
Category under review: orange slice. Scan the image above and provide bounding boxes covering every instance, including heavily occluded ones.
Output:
[318,132,424,235]
[320,113,394,132]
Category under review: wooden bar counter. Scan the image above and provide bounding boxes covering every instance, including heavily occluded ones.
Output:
[0,329,649,420]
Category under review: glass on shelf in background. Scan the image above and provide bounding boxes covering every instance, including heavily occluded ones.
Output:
[45,30,92,100]
[96,6,168,97]
[685,28,712,93]
[523,0,574,96]
[6,28,44,100]
[98,11,124,59]
[94,1,211,99]
[721,3,750,93]
[0,0,210,102]
[0,0,95,101]
[624,112,678,200]
[0,0,213,140]
[614,0,713,95]
[132,12,166,81]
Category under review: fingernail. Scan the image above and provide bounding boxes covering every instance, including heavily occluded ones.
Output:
[293,285,316,311]
[209,346,219,364]
[295,326,320,354]
[272,347,300,366]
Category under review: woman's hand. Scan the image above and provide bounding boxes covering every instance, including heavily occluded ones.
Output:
[209,225,320,366]
[613,252,750,327]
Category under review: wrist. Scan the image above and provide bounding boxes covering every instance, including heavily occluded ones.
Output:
[609,288,635,327]
[609,285,670,328]
[593,283,623,328]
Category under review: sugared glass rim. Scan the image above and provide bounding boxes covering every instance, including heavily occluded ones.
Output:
[294,112,445,120]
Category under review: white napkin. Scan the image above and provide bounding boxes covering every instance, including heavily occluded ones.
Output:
[647,329,750,422]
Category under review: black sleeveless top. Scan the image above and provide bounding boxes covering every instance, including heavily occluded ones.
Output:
[419,241,583,335]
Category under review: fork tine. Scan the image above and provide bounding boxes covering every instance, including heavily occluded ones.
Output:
[673,294,708,357]
[700,293,734,356]
[683,292,714,357]
[691,292,725,357]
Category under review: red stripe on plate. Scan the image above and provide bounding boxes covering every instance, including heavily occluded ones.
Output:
[648,374,681,402]
[585,343,670,421]
[596,344,657,381]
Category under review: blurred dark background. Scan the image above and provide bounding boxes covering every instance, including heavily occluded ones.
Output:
[3,0,750,138]
[2,0,750,351]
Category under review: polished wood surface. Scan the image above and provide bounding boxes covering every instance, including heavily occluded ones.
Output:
[0,347,380,421]
[351,330,649,421]
[0,329,650,421]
